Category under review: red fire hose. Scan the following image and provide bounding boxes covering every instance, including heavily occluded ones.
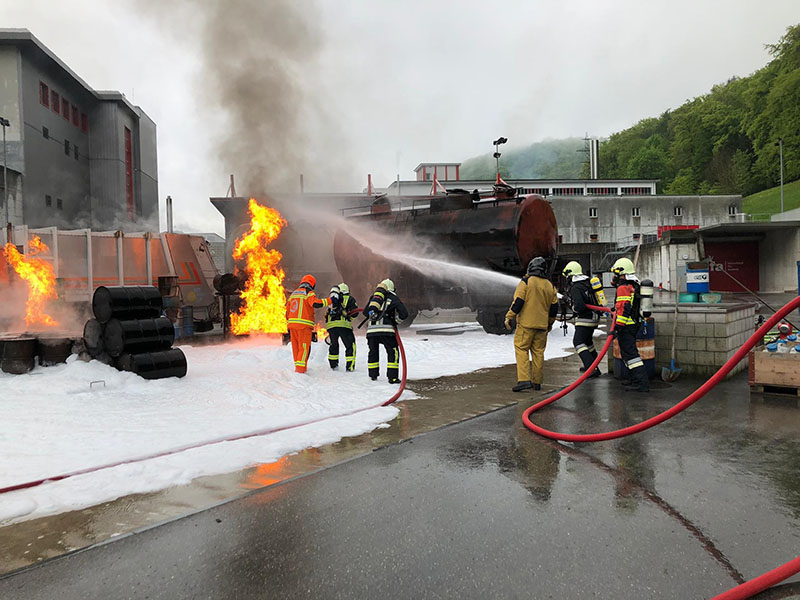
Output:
[522,296,800,599]
[0,323,407,496]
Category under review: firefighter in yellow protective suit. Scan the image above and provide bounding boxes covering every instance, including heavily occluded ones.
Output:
[505,257,559,392]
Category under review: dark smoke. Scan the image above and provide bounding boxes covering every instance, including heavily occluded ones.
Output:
[134,0,346,196]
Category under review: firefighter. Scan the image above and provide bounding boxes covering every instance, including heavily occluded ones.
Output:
[326,282,358,371]
[366,278,408,383]
[610,257,650,392]
[505,257,559,392]
[285,274,330,373]
[562,261,603,378]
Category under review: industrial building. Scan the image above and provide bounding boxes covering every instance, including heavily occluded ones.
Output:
[0,29,158,232]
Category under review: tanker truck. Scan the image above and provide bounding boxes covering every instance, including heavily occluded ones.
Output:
[333,186,558,334]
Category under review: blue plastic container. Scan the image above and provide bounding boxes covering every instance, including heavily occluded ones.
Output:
[686,266,710,294]
[766,343,778,352]
[181,306,194,337]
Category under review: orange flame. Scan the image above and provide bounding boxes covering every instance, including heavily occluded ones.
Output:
[230,199,288,335]
[313,322,328,341]
[3,236,59,328]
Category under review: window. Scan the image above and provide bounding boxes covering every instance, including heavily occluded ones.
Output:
[39,81,49,107]
[552,187,583,196]
[81,113,88,133]
[589,207,598,218]
[64,139,70,155]
[632,233,641,240]
[42,126,49,139]
[621,187,652,195]
[56,198,63,210]
[72,105,79,127]
[587,187,618,195]
[558,235,563,244]
[45,195,52,208]
[728,204,737,216]
[674,205,683,217]
[74,145,79,160]
[631,206,640,218]
[62,98,70,120]
[425,173,432,180]
[51,91,60,113]
[589,233,599,242]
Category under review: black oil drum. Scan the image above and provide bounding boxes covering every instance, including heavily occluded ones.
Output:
[92,286,163,323]
[38,336,73,366]
[103,317,175,358]
[117,348,187,380]
[83,318,105,358]
[1,336,38,374]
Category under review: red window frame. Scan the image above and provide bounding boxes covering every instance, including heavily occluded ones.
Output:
[80,113,88,133]
[39,81,49,107]
[51,90,60,113]
[72,105,80,127]
[62,98,70,120]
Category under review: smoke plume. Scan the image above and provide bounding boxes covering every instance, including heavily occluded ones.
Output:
[133,0,348,197]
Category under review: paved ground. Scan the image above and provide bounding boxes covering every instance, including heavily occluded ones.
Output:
[2,368,799,599]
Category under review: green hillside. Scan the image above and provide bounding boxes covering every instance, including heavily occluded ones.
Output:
[743,178,800,218]
[460,138,585,180]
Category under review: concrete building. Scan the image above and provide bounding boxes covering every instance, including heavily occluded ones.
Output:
[386,177,657,197]
[0,29,158,232]
[414,162,461,181]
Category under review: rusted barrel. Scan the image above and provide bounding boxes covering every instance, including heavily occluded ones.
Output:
[83,319,105,358]
[92,286,162,323]
[103,317,175,358]
[1,336,38,374]
[38,336,73,366]
[116,348,187,379]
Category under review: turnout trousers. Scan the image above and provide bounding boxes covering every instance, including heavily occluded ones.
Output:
[328,327,356,371]
[514,325,548,384]
[367,333,400,382]
[288,324,312,373]
[573,323,598,371]
[617,324,649,391]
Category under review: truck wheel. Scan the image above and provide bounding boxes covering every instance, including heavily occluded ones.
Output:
[476,310,512,335]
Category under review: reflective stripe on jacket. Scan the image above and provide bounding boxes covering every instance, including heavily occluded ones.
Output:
[614,281,639,327]
[286,285,329,328]
[325,294,358,330]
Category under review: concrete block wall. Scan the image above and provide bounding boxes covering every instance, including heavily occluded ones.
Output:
[651,303,757,377]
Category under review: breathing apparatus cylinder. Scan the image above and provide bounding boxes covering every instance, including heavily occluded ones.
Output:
[590,275,606,306]
[640,279,654,317]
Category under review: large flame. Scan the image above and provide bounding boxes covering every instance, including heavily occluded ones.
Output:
[230,199,288,335]
[3,236,59,328]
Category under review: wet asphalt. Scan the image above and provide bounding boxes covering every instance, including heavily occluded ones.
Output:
[1,371,799,599]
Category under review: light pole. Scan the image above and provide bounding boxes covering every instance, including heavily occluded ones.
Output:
[0,116,9,228]
[492,137,507,177]
[775,138,784,214]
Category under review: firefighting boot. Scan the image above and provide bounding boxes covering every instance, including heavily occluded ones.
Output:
[512,381,534,392]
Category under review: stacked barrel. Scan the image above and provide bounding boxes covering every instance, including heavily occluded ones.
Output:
[83,286,187,379]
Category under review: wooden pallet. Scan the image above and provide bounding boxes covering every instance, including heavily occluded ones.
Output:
[748,347,800,389]
[750,383,800,397]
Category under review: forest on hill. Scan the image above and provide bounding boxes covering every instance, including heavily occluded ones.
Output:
[462,24,800,197]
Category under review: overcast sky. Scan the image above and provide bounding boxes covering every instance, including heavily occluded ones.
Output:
[2,0,798,235]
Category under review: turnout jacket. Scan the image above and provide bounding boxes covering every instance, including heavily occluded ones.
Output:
[506,274,559,330]
[614,278,641,327]
[325,293,358,330]
[366,289,409,335]
[570,276,600,327]
[286,283,329,328]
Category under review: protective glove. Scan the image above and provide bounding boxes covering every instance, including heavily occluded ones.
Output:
[504,317,514,331]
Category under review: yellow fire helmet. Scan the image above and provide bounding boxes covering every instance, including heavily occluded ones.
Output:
[380,278,395,293]
[338,283,350,295]
[611,257,635,275]
[562,261,583,277]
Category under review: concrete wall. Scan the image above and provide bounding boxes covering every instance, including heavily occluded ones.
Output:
[771,207,800,221]
[651,303,757,377]
[134,107,158,230]
[758,227,800,293]
[637,241,699,290]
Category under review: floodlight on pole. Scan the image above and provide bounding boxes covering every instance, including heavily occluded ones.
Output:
[0,116,9,228]
[492,136,508,177]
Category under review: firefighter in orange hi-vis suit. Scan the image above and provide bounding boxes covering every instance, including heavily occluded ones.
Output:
[286,274,330,373]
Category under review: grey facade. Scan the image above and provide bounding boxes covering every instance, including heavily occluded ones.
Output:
[0,29,158,232]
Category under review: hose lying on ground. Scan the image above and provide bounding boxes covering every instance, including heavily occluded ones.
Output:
[522,296,800,599]
[0,316,407,496]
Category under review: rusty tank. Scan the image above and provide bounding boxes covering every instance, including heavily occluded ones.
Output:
[333,187,558,334]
